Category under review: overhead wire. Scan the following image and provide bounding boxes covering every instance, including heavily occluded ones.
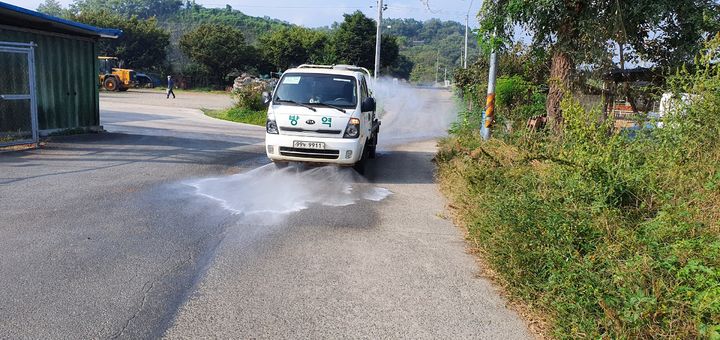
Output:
[199,1,474,26]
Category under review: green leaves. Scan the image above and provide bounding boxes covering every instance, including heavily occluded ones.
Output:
[72,10,170,71]
[70,0,182,19]
[179,24,256,85]
[37,0,70,17]
[437,36,720,339]
[331,11,377,68]
[258,27,330,70]
[478,0,720,75]
[256,11,402,75]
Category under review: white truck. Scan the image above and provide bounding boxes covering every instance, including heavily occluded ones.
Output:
[263,65,380,173]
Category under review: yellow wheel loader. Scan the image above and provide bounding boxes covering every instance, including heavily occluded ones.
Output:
[98,56,137,91]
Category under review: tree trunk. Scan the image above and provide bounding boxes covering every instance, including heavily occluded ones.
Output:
[546,50,573,129]
[618,41,639,113]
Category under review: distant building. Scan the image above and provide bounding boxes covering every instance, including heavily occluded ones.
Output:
[0,2,121,146]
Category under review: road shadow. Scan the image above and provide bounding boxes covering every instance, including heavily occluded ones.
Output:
[0,133,264,185]
[363,149,438,185]
[100,110,179,124]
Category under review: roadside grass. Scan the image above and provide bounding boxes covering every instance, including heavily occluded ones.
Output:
[202,107,266,126]
[437,41,720,338]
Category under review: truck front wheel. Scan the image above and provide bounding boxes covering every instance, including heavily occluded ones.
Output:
[368,133,378,159]
[353,142,370,175]
[369,122,379,159]
[353,157,366,175]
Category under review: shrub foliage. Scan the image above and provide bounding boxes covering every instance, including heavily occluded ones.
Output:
[437,37,720,338]
[232,85,265,112]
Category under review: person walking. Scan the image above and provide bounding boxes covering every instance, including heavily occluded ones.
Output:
[166,75,176,99]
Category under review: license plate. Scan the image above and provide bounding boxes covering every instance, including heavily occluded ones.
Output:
[293,141,325,149]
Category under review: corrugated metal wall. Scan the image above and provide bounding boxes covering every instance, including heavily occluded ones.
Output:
[0,27,99,131]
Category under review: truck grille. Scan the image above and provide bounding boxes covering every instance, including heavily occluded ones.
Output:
[281,127,342,134]
[279,147,339,160]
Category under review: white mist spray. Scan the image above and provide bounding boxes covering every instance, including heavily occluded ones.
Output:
[189,80,456,221]
[188,164,392,223]
[372,78,458,148]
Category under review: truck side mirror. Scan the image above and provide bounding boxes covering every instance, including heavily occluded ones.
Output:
[262,91,271,106]
[361,97,376,112]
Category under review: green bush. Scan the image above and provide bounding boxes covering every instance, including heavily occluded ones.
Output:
[495,75,529,108]
[494,75,546,130]
[232,85,265,111]
[452,75,546,136]
[437,37,720,339]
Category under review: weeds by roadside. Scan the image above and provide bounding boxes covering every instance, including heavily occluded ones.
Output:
[202,107,266,126]
[201,83,268,126]
[437,38,720,338]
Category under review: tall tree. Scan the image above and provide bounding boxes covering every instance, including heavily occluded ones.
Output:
[384,17,479,83]
[258,26,329,70]
[179,24,255,85]
[332,11,400,72]
[73,10,170,70]
[380,34,400,69]
[70,0,183,19]
[626,1,720,68]
[37,0,67,17]
[478,0,720,128]
[478,1,607,128]
[332,11,377,68]
[387,54,414,79]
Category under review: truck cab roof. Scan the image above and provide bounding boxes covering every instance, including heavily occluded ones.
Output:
[284,64,373,81]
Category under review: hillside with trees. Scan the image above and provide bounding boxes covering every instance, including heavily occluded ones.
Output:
[36,0,477,86]
[384,18,479,83]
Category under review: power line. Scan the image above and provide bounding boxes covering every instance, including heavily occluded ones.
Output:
[202,4,369,9]
[202,1,471,20]
[419,0,440,14]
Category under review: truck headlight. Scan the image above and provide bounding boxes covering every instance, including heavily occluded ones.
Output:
[343,118,360,138]
[266,119,278,134]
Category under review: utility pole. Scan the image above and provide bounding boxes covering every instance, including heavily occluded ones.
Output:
[435,50,439,84]
[464,15,469,68]
[481,33,497,140]
[464,0,474,68]
[373,0,384,79]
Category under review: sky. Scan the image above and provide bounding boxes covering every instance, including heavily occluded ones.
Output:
[5,0,483,28]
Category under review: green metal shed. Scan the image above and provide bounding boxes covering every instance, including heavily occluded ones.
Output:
[0,2,120,145]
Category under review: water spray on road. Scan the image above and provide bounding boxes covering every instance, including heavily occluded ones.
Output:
[188,80,456,221]
[188,163,391,223]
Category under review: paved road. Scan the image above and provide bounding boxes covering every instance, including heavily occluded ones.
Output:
[100,89,234,110]
[99,90,261,143]
[0,89,530,339]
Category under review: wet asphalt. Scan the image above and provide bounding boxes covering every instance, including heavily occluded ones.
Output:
[0,90,530,339]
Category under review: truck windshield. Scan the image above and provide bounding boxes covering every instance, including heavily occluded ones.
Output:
[274,73,357,109]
